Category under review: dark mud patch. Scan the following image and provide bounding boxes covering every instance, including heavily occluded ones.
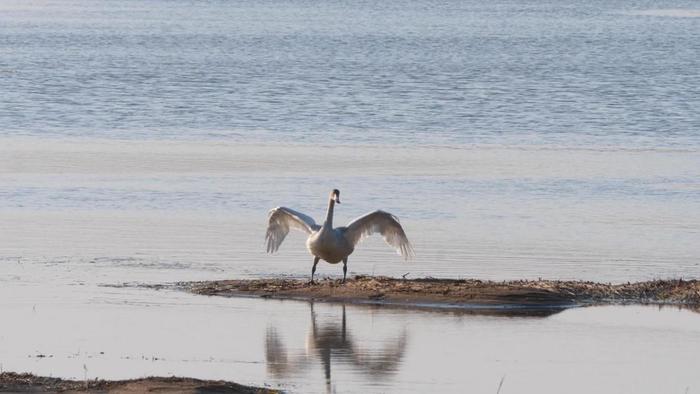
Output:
[179,276,700,311]
[0,372,279,393]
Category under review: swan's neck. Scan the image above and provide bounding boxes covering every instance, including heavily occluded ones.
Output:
[323,199,335,229]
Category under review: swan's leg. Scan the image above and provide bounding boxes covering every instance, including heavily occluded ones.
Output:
[342,258,348,283]
[310,256,320,284]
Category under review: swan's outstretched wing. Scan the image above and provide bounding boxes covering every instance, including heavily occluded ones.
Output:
[343,210,414,259]
[266,207,321,253]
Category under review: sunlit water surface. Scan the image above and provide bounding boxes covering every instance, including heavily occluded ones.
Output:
[1,0,699,281]
[1,0,700,391]
[1,138,698,282]
[1,0,699,146]
[1,137,698,390]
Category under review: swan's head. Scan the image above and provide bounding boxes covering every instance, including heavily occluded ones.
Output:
[331,189,341,204]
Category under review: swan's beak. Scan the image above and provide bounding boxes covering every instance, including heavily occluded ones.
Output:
[335,197,341,204]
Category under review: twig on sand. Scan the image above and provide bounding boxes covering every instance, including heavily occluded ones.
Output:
[497,375,506,394]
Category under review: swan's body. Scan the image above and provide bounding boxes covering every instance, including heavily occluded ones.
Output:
[306,228,354,264]
[265,189,413,282]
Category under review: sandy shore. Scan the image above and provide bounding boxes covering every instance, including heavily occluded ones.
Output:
[0,372,278,393]
[179,275,700,311]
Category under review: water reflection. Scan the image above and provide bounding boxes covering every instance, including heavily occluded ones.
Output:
[266,303,407,393]
[2,285,699,394]
[263,301,571,392]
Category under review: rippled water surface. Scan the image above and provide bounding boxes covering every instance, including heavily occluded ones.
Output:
[1,0,699,280]
[1,0,699,146]
[1,0,700,391]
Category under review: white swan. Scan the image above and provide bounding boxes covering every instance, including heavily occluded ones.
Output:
[265,189,414,283]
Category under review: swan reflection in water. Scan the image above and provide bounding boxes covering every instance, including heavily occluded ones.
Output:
[265,303,407,393]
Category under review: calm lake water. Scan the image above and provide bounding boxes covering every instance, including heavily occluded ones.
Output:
[1,282,700,394]
[1,0,699,391]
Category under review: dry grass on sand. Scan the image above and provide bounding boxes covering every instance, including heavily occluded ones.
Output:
[0,372,279,393]
[183,275,700,310]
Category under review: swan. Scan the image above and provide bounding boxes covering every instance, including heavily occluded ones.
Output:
[265,189,413,283]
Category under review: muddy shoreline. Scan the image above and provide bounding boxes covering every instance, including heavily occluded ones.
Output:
[178,275,700,311]
[0,372,279,393]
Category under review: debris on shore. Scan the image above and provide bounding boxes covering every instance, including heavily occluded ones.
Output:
[0,372,279,393]
[181,275,700,310]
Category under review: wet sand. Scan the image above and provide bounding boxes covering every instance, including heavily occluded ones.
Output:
[181,275,700,310]
[0,372,278,393]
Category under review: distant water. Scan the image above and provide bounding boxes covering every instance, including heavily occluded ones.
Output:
[1,0,699,147]
[1,1,700,391]
[1,0,699,283]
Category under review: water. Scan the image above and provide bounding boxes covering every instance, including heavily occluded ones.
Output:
[1,283,699,393]
[1,138,698,281]
[1,0,699,146]
[1,0,699,281]
[1,0,700,391]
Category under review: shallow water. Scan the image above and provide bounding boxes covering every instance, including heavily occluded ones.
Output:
[1,0,699,281]
[1,282,699,394]
[1,0,699,391]
[1,138,698,282]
